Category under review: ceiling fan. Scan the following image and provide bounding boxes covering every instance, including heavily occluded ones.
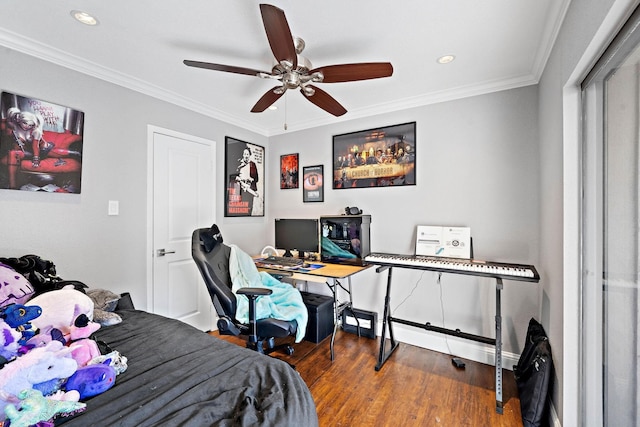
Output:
[183,3,393,117]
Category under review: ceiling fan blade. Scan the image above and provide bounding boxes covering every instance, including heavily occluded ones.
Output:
[310,62,393,83]
[301,85,347,117]
[251,87,285,113]
[259,4,297,69]
[183,60,269,77]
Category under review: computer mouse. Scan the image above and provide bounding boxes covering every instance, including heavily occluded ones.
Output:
[302,263,310,268]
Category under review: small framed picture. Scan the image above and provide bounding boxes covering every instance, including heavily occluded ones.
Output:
[303,165,324,203]
[280,153,299,189]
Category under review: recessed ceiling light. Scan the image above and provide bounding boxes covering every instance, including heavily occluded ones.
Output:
[437,55,456,64]
[71,10,99,26]
[268,105,278,111]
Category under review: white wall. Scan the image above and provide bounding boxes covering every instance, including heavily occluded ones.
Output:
[0,47,270,309]
[266,86,541,363]
[0,45,542,364]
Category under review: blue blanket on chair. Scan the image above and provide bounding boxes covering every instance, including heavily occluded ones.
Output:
[229,245,308,342]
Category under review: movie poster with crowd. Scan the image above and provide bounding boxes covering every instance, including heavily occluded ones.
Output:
[0,92,84,193]
[332,122,416,189]
[224,136,265,217]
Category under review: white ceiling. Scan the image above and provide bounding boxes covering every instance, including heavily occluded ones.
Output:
[0,0,570,136]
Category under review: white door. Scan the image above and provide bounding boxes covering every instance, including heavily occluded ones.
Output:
[149,126,215,331]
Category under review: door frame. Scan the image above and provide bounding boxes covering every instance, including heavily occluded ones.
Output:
[145,124,216,312]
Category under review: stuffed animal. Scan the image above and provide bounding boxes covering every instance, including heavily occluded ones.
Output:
[4,388,85,427]
[0,318,22,362]
[25,327,66,349]
[28,287,100,342]
[70,338,101,368]
[86,288,122,326]
[69,314,101,342]
[32,376,67,396]
[88,350,128,375]
[0,303,42,345]
[65,361,116,400]
[0,263,35,308]
[0,340,78,420]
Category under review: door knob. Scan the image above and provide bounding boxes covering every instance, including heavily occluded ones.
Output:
[157,248,176,257]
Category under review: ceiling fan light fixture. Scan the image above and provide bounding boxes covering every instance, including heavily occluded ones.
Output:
[437,54,456,64]
[70,10,99,26]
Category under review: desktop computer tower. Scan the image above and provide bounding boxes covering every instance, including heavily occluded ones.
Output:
[320,214,371,266]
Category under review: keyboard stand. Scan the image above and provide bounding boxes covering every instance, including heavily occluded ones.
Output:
[374,265,506,414]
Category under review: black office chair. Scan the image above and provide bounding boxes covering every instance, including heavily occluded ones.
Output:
[191,225,296,356]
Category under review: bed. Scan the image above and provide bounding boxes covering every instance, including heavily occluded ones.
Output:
[54,297,318,426]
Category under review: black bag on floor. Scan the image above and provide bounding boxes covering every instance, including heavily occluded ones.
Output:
[514,318,553,427]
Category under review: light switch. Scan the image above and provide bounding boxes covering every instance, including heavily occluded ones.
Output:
[108,200,119,216]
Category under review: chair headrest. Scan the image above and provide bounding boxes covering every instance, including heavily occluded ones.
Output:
[200,224,223,253]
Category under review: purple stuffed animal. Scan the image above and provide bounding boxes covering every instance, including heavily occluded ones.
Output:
[64,361,116,400]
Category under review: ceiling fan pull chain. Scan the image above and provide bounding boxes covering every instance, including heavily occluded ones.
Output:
[284,92,288,131]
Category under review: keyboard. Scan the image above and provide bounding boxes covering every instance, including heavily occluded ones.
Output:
[364,252,539,282]
[264,255,304,267]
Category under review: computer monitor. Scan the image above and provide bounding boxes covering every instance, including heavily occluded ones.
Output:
[274,218,319,258]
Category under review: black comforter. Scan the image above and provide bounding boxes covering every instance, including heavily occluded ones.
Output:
[56,309,318,426]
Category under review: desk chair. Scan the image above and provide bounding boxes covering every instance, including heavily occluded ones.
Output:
[191,225,296,356]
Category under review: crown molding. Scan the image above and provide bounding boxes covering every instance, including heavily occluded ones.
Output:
[0,25,549,138]
[264,74,539,136]
[0,28,267,135]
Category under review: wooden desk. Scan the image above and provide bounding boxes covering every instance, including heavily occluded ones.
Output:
[255,258,370,360]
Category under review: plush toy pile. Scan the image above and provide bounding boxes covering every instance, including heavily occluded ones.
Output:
[0,259,128,426]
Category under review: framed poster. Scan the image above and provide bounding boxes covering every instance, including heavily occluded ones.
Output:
[224,137,265,217]
[280,153,299,189]
[332,121,416,189]
[303,165,324,203]
[0,91,85,193]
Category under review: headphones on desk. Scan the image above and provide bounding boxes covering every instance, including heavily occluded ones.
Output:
[345,206,363,215]
[260,246,279,257]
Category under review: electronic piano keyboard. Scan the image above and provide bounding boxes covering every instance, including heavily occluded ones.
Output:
[366,251,539,414]
[364,252,539,282]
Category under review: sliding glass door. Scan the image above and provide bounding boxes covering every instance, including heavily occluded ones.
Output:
[582,6,640,425]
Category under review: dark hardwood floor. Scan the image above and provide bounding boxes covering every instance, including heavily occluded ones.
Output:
[212,329,523,426]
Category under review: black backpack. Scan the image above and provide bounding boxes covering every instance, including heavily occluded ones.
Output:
[514,318,553,427]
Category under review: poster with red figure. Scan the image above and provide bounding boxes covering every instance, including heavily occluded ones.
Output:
[0,92,84,193]
[280,153,299,189]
